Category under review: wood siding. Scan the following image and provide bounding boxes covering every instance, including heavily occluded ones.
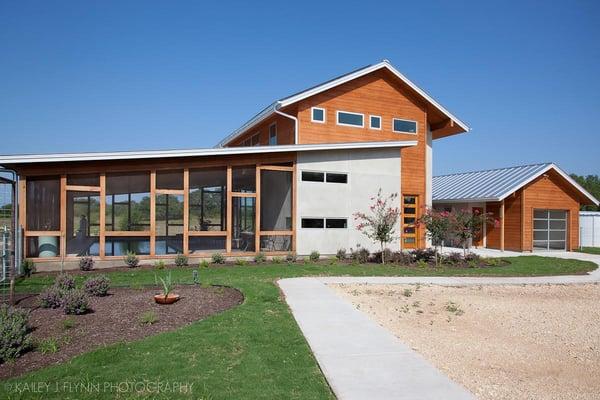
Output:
[485,202,501,249]
[229,113,296,147]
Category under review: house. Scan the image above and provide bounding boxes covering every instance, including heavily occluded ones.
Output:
[433,163,599,251]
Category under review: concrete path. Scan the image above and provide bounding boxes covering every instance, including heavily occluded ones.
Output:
[278,251,600,400]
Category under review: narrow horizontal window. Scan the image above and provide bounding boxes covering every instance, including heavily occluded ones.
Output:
[370,115,381,130]
[393,118,417,134]
[311,107,325,123]
[337,111,364,127]
[326,173,348,184]
[301,171,325,182]
[326,218,347,229]
[301,218,324,228]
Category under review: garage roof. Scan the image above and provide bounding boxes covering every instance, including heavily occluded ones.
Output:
[433,163,599,205]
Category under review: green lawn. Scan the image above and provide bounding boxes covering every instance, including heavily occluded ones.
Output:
[2,256,597,399]
[577,247,600,255]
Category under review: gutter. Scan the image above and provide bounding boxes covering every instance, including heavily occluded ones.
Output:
[274,101,299,144]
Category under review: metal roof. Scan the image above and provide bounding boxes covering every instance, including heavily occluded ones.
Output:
[0,140,417,165]
[433,163,599,205]
[215,60,470,147]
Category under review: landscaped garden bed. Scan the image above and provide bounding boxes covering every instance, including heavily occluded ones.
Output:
[1,283,243,380]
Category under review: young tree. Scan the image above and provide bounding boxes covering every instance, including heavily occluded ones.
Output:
[353,189,400,264]
[449,208,496,256]
[417,208,451,266]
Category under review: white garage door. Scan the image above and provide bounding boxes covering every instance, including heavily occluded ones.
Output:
[533,209,567,250]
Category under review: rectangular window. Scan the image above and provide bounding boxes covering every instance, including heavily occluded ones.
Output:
[260,170,292,231]
[189,236,226,254]
[326,218,347,229]
[311,107,325,123]
[26,176,61,231]
[326,173,347,184]
[337,111,364,127]
[301,218,324,228]
[369,115,381,130]
[105,237,150,256]
[301,171,324,182]
[232,166,256,193]
[189,168,227,231]
[67,174,100,187]
[402,195,418,249]
[251,134,260,146]
[156,170,183,190]
[232,197,255,252]
[155,194,184,255]
[393,118,418,134]
[105,172,151,232]
[269,123,277,145]
[66,192,100,257]
[260,235,292,252]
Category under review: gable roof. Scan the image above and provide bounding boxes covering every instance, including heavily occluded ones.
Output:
[216,60,470,147]
[433,163,599,205]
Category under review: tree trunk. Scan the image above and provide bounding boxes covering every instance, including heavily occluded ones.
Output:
[380,242,385,264]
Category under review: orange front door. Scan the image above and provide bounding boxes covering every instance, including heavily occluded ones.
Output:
[472,207,484,247]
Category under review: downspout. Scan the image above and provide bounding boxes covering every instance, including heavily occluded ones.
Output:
[0,167,19,304]
[274,102,299,144]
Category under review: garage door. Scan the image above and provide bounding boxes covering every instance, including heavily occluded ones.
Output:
[533,210,567,250]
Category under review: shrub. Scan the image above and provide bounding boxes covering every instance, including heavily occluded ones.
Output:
[271,256,283,264]
[62,290,89,315]
[78,256,94,271]
[39,286,63,309]
[199,260,210,268]
[139,310,158,325]
[154,260,166,270]
[443,252,463,266]
[416,259,428,268]
[464,253,482,263]
[83,275,110,297]
[211,253,225,264]
[235,259,248,266]
[285,252,297,263]
[124,251,140,268]
[0,305,32,363]
[55,274,75,291]
[309,251,320,262]
[37,338,59,354]
[371,248,393,264]
[62,317,76,330]
[174,253,188,267]
[336,248,347,260]
[390,251,414,265]
[20,259,36,277]
[351,247,370,264]
[411,248,437,264]
[254,252,267,264]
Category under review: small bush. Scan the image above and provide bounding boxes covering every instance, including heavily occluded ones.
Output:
[211,253,225,264]
[154,260,166,270]
[411,248,437,263]
[174,253,188,267]
[390,251,414,265]
[39,286,63,309]
[285,252,297,263]
[336,248,347,260]
[309,251,320,262]
[254,252,267,264]
[55,274,75,291]
[20,259,36,277]
[124,251,140,268]
[139,311,158,325]
[271,256,283,264]
[351,247,370,264]
[0,305,32,363]
[62,317,76,330]
[62,290,89,315]
[443,252,463,266]
[464,253,482,263]
[83,275,110,297]
[78,256,94,271]
[37,338,59,355]
[199,260,210,268]
[416,259,428,268]
[371,248,393,264]
[235,259,248,266]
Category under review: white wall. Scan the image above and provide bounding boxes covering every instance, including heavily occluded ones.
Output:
[296,148,401,255]
[580,212,600,247]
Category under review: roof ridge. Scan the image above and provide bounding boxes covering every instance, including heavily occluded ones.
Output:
[433,162,552,178]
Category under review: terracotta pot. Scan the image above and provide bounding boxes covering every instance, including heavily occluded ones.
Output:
[154,293,180,304]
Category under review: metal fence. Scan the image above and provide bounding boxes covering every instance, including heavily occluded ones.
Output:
[580,211,600,248]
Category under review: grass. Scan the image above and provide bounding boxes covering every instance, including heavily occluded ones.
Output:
[577,247,600,255]
[1,256,596,399]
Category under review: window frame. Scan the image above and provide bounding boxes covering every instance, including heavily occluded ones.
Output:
[325,218,347,229]
[392,118,418,134]
[325,172,348,184]
[268,123,277,145]
[336,110,364,128]
[369,115,382,130]
[301,218,325,229]
[311,107,326,123]
[301,171,325,182]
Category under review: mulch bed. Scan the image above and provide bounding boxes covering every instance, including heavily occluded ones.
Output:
[1,285,243,380]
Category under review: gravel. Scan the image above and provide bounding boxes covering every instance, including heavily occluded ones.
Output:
[331,283,600,400]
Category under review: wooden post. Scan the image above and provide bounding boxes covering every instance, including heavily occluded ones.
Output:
[226,166,232,254]
[500,199,505,252]
[18,177,26,258]
[255,166,261,253]
[59,175,66,260]
[99,173,106,258]
[150,170,156,256]
[292,161,297,253]
[183,169,189,255]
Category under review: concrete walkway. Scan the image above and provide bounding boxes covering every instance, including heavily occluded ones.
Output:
[278,250,600,400]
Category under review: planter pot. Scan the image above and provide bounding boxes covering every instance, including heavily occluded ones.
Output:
[38,236,59,257]
[154,293,180,304]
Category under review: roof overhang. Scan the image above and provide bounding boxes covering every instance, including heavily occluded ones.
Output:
[0,140,417,166]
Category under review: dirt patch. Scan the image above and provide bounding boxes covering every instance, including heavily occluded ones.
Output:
[331,283,600,400]
[1,285,243,380]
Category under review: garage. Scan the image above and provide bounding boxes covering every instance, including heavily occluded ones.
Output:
[433,163,599,252]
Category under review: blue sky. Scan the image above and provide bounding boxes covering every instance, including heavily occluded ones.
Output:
[1,1,599,176]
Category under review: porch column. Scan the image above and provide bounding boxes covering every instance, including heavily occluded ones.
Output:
[500,199,505,252]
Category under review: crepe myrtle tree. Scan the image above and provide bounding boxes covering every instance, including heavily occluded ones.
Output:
[353,189,400,264]
[450,208,497,256]
[417,208,452,266]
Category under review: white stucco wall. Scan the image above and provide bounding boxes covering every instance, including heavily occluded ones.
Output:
[296,148,401,255]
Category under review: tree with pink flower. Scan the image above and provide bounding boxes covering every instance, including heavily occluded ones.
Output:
[353,189,400,264]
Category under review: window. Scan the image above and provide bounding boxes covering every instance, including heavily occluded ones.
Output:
[337,111,364,127]
[66,192,100,257]
[393,118,418,134]
[402,195,418,249]
[26,176,61,231]
[533,209,567,250]
[260,235,292,252]
[105,237,150,256]
[311,107,325,123]
[189,236,226,254]
[260,170,292,230]
[369,115,381,130]
[156,170,183,190]
[251,134,260,146]
[326,173,347,184]
[232,166,256,193]
[269,123,277,145]
[189,168,227,231]
[155,194,184,254]
[67,174,99,187]
[326,218,347,228]
[105,172,151,232]
[232,197,255,252]
[301,171,325,182]
[301,218,324,228]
